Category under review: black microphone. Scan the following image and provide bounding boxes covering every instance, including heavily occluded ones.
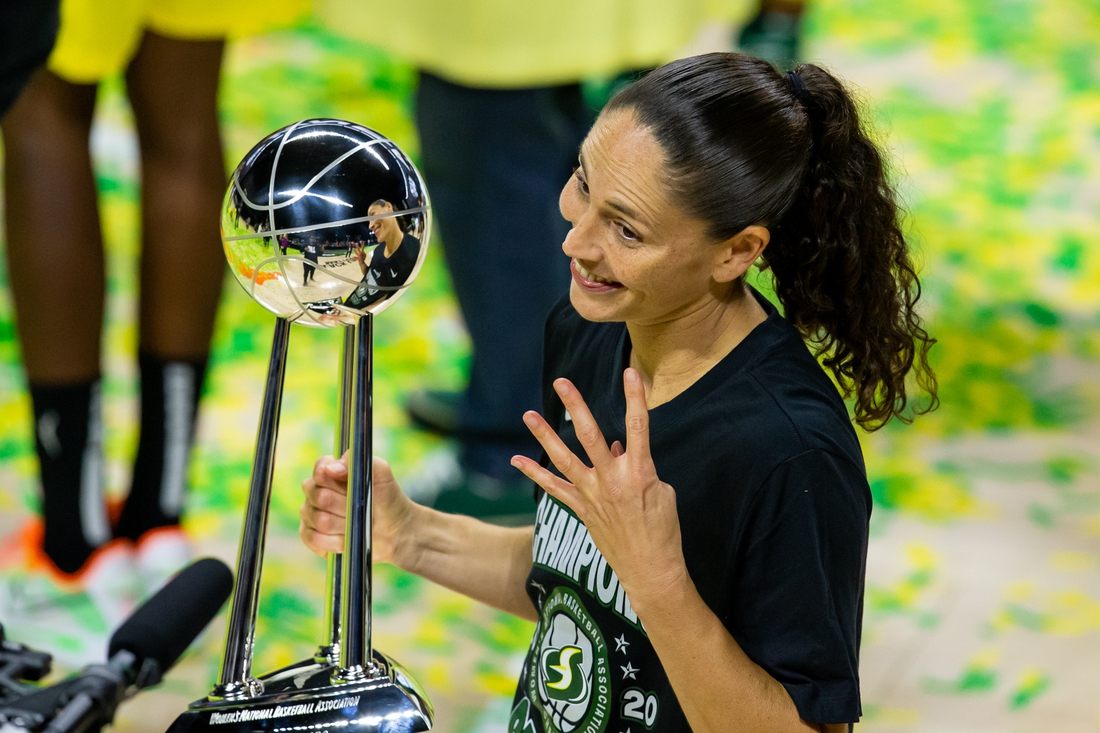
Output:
[108,557,234,682]
[39,557,233,733]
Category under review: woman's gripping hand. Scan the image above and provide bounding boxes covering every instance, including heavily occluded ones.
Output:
[299,453,415,566]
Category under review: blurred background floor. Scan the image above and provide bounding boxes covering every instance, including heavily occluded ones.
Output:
[1,0,1099,731]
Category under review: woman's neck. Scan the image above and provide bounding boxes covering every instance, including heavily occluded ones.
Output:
[627,283,767,409]
[383,231,404,258]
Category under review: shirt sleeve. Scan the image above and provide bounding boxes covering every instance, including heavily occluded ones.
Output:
[729,448,871,724]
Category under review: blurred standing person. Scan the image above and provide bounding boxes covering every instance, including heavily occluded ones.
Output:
[0,1,60,119]
[316,0,750,520]
[0,0,306,647]
[737,0,807,68]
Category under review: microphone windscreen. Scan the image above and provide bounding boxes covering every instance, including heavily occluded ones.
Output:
[109,557,233,677]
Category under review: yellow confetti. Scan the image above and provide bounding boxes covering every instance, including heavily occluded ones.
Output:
[1051,551,1096,572]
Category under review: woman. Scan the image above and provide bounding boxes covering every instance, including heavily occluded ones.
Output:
[300,53,936,733]
[344,199,423,310]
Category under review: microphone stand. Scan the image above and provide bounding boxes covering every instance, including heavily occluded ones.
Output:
[0,626,52,705]
[0,652,159,733]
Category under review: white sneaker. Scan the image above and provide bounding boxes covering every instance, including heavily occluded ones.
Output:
[0,524,138,668]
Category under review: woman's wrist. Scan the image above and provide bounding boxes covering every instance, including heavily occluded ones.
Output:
[622,556,695,621]
[390,498,432,576]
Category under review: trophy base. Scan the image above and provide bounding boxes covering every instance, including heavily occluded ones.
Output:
[167,652,432,733]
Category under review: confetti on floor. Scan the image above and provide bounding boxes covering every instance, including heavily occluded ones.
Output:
[2,2,1099,731]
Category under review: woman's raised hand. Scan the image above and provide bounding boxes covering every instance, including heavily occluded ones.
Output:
[299,453,415,566]
[510,368,689,609]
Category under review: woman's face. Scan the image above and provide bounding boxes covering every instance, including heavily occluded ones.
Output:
[368,203,400,243]
[559,110,744,326]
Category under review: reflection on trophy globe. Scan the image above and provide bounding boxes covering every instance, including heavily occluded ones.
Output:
[221,119,431,326]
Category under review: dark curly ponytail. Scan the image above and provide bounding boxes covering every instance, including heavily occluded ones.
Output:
[606,52,937,430]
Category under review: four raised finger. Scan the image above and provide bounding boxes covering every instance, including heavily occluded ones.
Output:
[521,410,590,487]
[552,379,615,472]
[622,369,655,475]
[510,455,583,509]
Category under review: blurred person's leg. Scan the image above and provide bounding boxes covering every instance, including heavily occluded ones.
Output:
[1,68,111,573]
[413,72,586,514]
[738,0,806,68]
[113,31,225,544]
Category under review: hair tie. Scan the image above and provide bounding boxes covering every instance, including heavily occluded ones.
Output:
[786,70,811,108]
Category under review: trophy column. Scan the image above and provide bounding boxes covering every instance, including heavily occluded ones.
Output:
[336,313,376,681]
[213,317,292,699]
[314,324,354,665]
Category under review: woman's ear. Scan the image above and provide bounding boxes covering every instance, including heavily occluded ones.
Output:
[713,225,770,283]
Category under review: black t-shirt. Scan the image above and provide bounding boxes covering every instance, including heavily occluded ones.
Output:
[344,234,421,309]
[510,290,870,732]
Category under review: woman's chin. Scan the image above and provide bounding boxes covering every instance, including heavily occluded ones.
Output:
[569,282,627,322]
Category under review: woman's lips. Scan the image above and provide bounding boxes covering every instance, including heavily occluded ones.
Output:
[571,259,623,292]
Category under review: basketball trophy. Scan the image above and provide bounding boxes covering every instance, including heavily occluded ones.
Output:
[167,120,432,733]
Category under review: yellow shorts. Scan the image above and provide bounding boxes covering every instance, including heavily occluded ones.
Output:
[48,0,310,83]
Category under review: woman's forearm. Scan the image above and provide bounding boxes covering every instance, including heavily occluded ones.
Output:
[395,505,537,621]
[635,572,839,733]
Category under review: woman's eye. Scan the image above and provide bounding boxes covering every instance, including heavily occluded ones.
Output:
[574,171,590,197]
[616,223,639,242]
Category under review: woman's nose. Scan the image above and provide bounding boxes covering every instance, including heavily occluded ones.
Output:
[561,216,601,261]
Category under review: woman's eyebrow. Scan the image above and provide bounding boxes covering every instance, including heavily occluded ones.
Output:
[605,199,649,228]
[579,150,653,230]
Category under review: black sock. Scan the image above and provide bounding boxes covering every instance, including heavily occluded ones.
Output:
[115,353,207,542]
[29,380,111,574]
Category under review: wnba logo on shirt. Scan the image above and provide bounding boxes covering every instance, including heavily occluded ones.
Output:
[527,588,611,733]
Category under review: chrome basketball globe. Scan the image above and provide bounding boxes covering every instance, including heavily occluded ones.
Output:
[221,119,430,326]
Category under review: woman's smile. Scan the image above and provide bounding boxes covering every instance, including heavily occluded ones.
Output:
[571,258,623,292]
